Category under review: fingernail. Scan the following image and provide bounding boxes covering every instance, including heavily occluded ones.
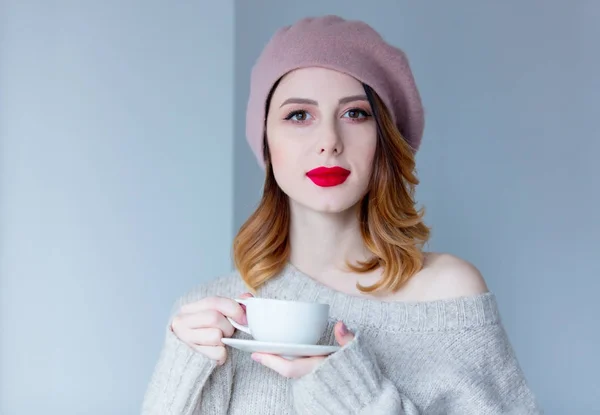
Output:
[339,322,348,336]
[251,354,262,363]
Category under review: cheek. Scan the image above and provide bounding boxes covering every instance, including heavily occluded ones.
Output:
[363,138,377,157]
[351,133,377,167]
[268,143,283,167]
[267,139,299,179]
[269,142,293,168]
[342,123,377,156]
[265,123,294,169]
[364,129,378,159]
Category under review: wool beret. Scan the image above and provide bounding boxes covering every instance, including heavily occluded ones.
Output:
[245,15,425,169]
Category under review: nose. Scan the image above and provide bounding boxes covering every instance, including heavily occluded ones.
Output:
[316,123,343,156]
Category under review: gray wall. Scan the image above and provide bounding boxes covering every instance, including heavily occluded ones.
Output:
[234,2,600,414]
[0,1,234,413]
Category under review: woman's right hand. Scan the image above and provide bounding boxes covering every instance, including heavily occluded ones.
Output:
[170,292,253,365]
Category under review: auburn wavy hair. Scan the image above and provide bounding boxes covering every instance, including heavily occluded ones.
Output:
[233,83,431,294]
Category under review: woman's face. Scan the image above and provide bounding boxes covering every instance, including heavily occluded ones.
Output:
[265,67,377,213]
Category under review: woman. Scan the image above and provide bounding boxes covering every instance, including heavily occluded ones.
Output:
[142,15,541,414]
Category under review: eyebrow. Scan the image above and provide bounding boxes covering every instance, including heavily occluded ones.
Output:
[279,95,368,108]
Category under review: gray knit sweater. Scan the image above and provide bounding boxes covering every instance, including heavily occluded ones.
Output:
[142,263,542,414]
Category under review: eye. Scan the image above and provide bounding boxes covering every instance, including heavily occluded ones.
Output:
[284,110,313,123]
[343,108,371,120]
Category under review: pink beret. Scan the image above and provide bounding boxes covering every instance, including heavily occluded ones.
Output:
[245,15,425,169]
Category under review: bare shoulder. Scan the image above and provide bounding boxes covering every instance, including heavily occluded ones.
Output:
[403,252,489,301]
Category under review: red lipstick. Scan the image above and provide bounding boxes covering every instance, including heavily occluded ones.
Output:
[306,166,351,187]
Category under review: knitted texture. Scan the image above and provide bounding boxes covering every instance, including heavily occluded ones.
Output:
[245,15,425,169]
[142,264,542,414]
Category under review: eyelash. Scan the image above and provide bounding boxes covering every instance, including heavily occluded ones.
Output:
[283,108,372,124]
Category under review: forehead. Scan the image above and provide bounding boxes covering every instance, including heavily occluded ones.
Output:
[270,67,365,103]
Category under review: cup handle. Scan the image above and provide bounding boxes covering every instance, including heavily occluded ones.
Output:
[227,298,251,335]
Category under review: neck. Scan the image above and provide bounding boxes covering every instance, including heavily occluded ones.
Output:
[287,201,372,276]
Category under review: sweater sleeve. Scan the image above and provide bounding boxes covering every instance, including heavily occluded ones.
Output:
[292,323,542,415]
[141,288,235,415]
[291,333,421,414]
[424,323,543,415]
[141,327,219,415]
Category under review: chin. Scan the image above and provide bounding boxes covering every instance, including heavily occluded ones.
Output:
[280,181,368,214]
[300,194,363,214]
[309,203,352,214]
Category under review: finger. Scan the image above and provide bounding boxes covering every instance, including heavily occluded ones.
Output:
[180,296,247,325]
[251,353,324,379]
[188,327,224,347]
[194,345,227,366]
[238,292,254,299]
[237,292,253,314]
[334,321,355,347]
[173,310,235,337]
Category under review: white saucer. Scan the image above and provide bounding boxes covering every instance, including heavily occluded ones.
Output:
[222,338,339,360]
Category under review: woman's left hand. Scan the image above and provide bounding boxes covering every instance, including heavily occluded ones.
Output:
[251,321,354,379]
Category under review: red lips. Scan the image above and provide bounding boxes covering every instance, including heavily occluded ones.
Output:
[306,166,351,187]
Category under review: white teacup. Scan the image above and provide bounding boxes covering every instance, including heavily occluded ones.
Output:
[227,297,330,345]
